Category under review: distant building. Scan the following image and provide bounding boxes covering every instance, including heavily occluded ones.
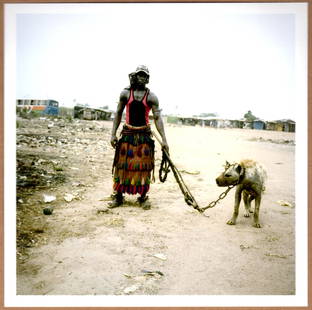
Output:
[252,119,266,130]
[243,121,253,129]
[73,106,112,120]
[266,119,296,132]
[165,114,295,132]
[266,121,276,131]
[280,119,296,132]
[229,119,244,128]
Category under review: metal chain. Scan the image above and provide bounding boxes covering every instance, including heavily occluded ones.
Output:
[158,151,236,212]
[152,131,200,211]
[158,150,236,213]
[199,185,236,212]
[159,151,201,211]
[152,130,236,214]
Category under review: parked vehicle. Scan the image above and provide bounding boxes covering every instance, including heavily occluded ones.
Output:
[17,99,59,116]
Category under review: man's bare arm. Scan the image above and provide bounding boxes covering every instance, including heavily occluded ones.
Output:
[150,92,169,153]
[111,90,127,148]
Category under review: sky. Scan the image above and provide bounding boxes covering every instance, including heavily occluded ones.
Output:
[12,3,307,120]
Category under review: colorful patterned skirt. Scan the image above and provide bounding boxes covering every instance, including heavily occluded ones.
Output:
[112,124,155,195]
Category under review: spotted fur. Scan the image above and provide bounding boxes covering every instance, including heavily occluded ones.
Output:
[216,159,267,228]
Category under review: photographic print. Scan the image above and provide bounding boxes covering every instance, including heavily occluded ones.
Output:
[4,1,308,308]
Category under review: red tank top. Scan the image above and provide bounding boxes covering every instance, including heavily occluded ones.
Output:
[125,89,151,126]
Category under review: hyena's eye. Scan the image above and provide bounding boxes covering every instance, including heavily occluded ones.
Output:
[225,173,231,178]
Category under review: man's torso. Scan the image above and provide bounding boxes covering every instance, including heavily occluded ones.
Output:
[125,88,151,126]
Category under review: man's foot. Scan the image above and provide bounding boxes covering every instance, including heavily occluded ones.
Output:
[108,193,123,208]
[137,195,151,210]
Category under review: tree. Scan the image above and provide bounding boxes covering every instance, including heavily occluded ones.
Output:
[244,110,257,121]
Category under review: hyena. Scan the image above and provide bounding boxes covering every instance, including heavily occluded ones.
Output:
[216,159,267,228]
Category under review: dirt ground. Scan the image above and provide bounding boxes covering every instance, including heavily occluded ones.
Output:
[16,117,295,298]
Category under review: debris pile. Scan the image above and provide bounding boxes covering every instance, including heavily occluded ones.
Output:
[16,117,112,258]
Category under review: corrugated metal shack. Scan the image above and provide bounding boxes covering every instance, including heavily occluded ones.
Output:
[280,119,296,132]
[266,119,295,132]
[166,115,295,132]
[74,106,112,120]
[229,119,244,128]
[252,119,266,130]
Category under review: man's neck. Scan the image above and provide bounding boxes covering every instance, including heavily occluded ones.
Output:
[133,84,146,91]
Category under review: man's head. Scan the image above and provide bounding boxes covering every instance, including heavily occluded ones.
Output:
[135,65,149,77]
[129,65,150,87]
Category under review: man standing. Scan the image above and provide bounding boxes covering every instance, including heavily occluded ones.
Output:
[109,65,169,209]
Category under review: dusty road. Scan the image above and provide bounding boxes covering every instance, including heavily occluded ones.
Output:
[16,117,295,300]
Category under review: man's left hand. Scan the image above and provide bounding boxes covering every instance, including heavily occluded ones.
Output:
[162,142,169,154]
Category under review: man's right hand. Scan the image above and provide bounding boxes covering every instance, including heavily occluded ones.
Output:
[111,135,118,148]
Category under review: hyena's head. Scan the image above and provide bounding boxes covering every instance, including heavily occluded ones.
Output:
[216,161,243,187]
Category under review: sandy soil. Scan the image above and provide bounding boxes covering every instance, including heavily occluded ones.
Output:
[16,117,295,298]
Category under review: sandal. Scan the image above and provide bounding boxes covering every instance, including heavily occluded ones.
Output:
[108,193,123,208]
[137,195,151,210]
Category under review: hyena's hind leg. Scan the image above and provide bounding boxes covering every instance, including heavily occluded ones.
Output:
[243,191,254,217]
[253,195,262,228]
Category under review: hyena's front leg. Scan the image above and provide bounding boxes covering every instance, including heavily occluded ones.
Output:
[227,187,242,225]
[253,195,261,228]
[243,191,254,217]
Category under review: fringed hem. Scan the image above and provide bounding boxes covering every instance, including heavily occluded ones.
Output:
[113,183,150,195]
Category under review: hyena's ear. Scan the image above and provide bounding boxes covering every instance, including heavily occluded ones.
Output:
[225,161,230,168]
[235,164,242,174]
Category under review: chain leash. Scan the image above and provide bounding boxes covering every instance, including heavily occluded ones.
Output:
[198,184,236,212]
[152,131,236,214]
[152,131,201,211]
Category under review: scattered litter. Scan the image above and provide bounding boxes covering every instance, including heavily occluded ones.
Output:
[277,200,293,208]
[37,159,47,165]
[265,253,287,259]
[141,270,164,276]
[72,181,85,187]
[123,273,133,279]
[240,244,259,251]
[179,170,200,175]
[70,167,79,170]
[152,253,167,260]
[203,211,210,217]
[64,193,75,202]
[54,166,63,171]
[99,196,114,202]
[240,244,251,251]
[123,284,140,294]
[96,207,111,214]
[43,206,54,215]
[43,194,56,203]
[266,236,279,242]
[102,217,124,227]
